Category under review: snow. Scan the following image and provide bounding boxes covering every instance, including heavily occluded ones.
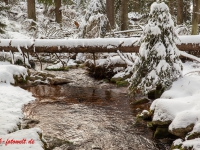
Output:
[46,59,77,70]
[178,35,200,44]
[0,52,31,67]
[0,128,44,150]
[0,64,44,150]
[0,36,200,52]
[0,65,28,84]
[173,138,200,150]
[145,24,161,35]
[0,38,139,49]
[150,61,200,149]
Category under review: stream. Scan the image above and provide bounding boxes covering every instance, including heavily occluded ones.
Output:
[22,68,171,150]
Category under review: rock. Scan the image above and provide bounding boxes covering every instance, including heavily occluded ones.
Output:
[169,123,195,138]
[29,60,36,69]
[152,120,171,126]
[116,80,129,87]
[34,71,55,78]
[154,126,171,139]
[131,98,150,105]
[13,75,28,85]
[44,136,74,150]
[148,85,165,100]
[29,75,36,81]
[34,75,44,81]
[187,132,200,140]
[147,121,155,129]
[171,139,183,150]
[21,119,40,129]
[47,77,71,85]
[137,110,151,120]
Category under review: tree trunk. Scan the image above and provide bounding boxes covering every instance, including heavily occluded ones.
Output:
[177,0,184,24]
[168,0,174,16]
[106,0,115,30]
[27,0,36,21]
[4,0,8,5]
[55,0,62,24]
[132,0,139,13]
[121,0,129,31]
[192,0,200,35]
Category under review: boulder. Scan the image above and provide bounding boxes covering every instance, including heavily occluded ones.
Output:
[47,77,71,85]
[169,123,195,138]
[131,98,150,105]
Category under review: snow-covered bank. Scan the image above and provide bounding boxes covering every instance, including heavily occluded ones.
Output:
[0,64,45,149]
[0,83,35,135]
[0,65,27,84]
[0,128,44,150]
[149,61,200,150]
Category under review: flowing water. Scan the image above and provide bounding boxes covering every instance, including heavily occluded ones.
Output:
[22,69,171,150]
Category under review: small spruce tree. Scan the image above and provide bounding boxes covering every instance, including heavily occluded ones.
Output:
[129,1,183,95]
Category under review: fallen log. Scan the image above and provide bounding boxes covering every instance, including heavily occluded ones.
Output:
[0,37,200,53]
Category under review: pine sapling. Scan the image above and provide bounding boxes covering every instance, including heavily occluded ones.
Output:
[129,1,183,96]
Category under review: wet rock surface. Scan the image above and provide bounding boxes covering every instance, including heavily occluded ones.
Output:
[22,67,171,150]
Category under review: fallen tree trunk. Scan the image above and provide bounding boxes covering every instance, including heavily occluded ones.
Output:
[0,38,200,53]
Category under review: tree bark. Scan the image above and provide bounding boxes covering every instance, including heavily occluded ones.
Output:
[27,0,36,21]
[120,0,129,31]
[192,0,200,35]
[1,39,200,53]
[177,0,184,24]
[55,0,62,24]
[168,0,174,16]
[3,0,8,5]
[132,0,139,13]
[106,0,115,30]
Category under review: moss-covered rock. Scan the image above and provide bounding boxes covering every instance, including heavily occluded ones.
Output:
[137,110,151,120]
[22,119,40,129]
[13,75,29,85]
[169,123,195,138]
[187,132,200,140]
[148,85,165,100]
[152,119,171,126]
[131,98,150,105]
[147,121,156,129]
[154,126,171,139]
[47,77,70,85]
[110,73,132,83]
[116,80,129,87]
[44,136,74,150]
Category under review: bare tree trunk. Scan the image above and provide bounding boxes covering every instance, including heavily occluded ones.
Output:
[4,0,8,5]
[192,0,200,35]
[121,0,129,31]
[55,0,62,24]
[132,0,139,13]
[106,0,115,30]
[27,0,36,21]
[168,0,174,16]
[177,0,184,24]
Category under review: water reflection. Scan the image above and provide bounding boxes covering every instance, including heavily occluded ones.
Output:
[23,85,170,150]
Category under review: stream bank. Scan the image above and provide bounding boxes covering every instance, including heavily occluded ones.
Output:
[22,68,172,150]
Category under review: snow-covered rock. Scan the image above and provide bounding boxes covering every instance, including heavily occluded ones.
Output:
[149,61,200,148]
[0,64,28,84]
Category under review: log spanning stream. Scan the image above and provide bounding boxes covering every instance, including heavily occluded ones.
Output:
[21,69,172,150]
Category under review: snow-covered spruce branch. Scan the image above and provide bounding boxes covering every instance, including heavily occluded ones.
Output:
[117,50,135,66]
[179,51,200,63]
